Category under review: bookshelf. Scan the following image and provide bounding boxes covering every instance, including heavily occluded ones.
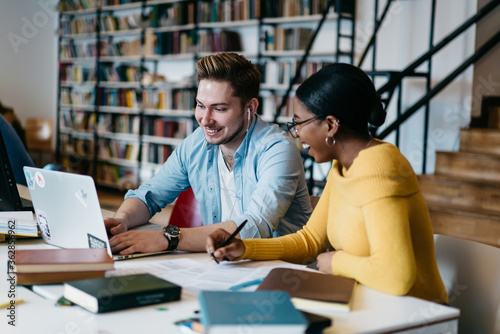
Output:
[56,0,355,192]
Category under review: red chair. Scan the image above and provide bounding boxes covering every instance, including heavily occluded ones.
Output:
[168,188,203,228]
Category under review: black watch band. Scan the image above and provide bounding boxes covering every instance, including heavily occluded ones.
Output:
[163,225,180,251]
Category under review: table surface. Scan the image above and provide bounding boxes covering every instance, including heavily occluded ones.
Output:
[0,238,459,334]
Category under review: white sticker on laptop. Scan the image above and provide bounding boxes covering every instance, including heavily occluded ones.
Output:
[36,210,51,241]
[88,233,107,249]
[35,172,45,188]
[24,170,35,189]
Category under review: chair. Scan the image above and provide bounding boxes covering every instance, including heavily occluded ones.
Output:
[25,118,53,167]
[310,195,320,210]
[168,188,203,228]
[434,234,500,334]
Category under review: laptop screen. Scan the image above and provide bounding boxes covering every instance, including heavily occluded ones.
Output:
[0,131,25,211]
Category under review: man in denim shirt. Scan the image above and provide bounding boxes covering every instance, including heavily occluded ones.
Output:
[106,53,312,255]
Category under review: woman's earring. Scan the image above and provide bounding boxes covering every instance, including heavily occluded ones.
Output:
[325,136,336,147]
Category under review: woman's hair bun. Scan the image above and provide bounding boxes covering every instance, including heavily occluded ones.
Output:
[368,95,386,127]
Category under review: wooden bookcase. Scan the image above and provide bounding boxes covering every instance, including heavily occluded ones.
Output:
[56,0,355,192]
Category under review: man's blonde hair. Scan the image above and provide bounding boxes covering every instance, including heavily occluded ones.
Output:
[195,53,261,107]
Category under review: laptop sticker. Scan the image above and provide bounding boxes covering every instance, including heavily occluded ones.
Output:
[35,172,45,188]
[25,170,35,189]
[36,210,51,241]
[75,189,88,208]
[88,233,107,249]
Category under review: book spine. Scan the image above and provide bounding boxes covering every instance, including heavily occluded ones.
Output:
[98,287,181,313]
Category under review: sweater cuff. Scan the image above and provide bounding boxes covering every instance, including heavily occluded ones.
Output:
[241,239,285,260]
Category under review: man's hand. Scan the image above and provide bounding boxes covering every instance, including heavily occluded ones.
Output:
[104,217,128,236]
[316,251,337,274]
[109,230,168,255]
[206,228,245,262]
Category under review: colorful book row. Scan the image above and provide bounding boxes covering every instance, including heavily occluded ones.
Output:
[263,27,313,51]
[262,0,329,17]
[198,0,261,23]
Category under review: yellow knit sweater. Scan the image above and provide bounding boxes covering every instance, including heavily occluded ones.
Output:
[241,142,448,304]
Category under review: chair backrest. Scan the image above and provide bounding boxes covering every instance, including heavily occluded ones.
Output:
[434,234,500,334]
[25,118,53,151]
[168,188,203,228]
[310,195,320,210]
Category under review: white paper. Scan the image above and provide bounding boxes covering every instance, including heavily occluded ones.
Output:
[110,258,306,292]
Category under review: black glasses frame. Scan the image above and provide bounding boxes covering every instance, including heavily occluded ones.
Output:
[286,115,324,138]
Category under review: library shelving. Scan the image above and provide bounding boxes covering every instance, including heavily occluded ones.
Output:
[56,0,355,192]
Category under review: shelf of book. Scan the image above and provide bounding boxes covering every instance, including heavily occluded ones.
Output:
[56,0,354,192]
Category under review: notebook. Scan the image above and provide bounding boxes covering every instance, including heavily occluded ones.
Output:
[0,132,33,211]
[23,166,171,261]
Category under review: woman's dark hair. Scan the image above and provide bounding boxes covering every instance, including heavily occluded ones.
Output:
[295,63,386,135]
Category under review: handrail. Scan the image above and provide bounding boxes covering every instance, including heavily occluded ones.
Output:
[357,0,394,68]
[377,28,500,139]
[376,0,500,97]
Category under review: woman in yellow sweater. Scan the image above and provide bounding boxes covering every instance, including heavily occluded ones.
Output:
[207,63,448,304]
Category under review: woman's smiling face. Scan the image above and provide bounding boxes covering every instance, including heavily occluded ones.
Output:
[293,96,333,164]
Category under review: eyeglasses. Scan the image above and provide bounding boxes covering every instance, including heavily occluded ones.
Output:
[286,115,324,139]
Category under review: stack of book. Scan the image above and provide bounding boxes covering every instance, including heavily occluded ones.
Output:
[257,267,357,314]
[12,248,114,285]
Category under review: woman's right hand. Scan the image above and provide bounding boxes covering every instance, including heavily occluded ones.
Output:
[206,228,245,262]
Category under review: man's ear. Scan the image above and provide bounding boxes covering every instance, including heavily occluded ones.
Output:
[246,98,259,116]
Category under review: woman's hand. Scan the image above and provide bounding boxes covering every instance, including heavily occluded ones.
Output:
[316,250,337,274]
[206,229,245,262]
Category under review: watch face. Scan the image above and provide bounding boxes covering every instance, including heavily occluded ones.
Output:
[165,225,180,237]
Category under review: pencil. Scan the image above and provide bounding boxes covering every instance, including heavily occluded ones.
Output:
[222,219,248,247]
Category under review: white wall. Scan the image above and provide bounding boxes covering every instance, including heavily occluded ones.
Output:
[355,0,477,174]
[0,0,58,124]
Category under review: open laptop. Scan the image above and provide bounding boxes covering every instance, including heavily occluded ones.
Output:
[0,131,34,211]
[23,166,171,261]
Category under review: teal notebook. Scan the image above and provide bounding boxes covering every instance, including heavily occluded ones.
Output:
[198,290,308,334]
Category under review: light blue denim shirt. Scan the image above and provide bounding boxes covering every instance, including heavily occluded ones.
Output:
[125,115,312,238]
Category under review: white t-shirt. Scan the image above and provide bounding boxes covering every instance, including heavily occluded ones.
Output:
[218,149,241,222]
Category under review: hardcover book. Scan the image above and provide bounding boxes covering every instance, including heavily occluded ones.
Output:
[198,290,308,334]
[14,248,114,273]
[63,274,182,313]
[257,267,356,313]
[15,270,107,285]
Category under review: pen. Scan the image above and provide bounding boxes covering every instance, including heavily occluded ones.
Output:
[210,250,219,264]
[222,219,248,247]
[210,220,248,264]
[228,278,264,291]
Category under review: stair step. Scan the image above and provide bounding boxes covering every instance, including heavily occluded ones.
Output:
[418,174,500,213]
[460,128,500,155]
[427,204,500,248]
[434,151,500,182]
[488,106,500,129]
